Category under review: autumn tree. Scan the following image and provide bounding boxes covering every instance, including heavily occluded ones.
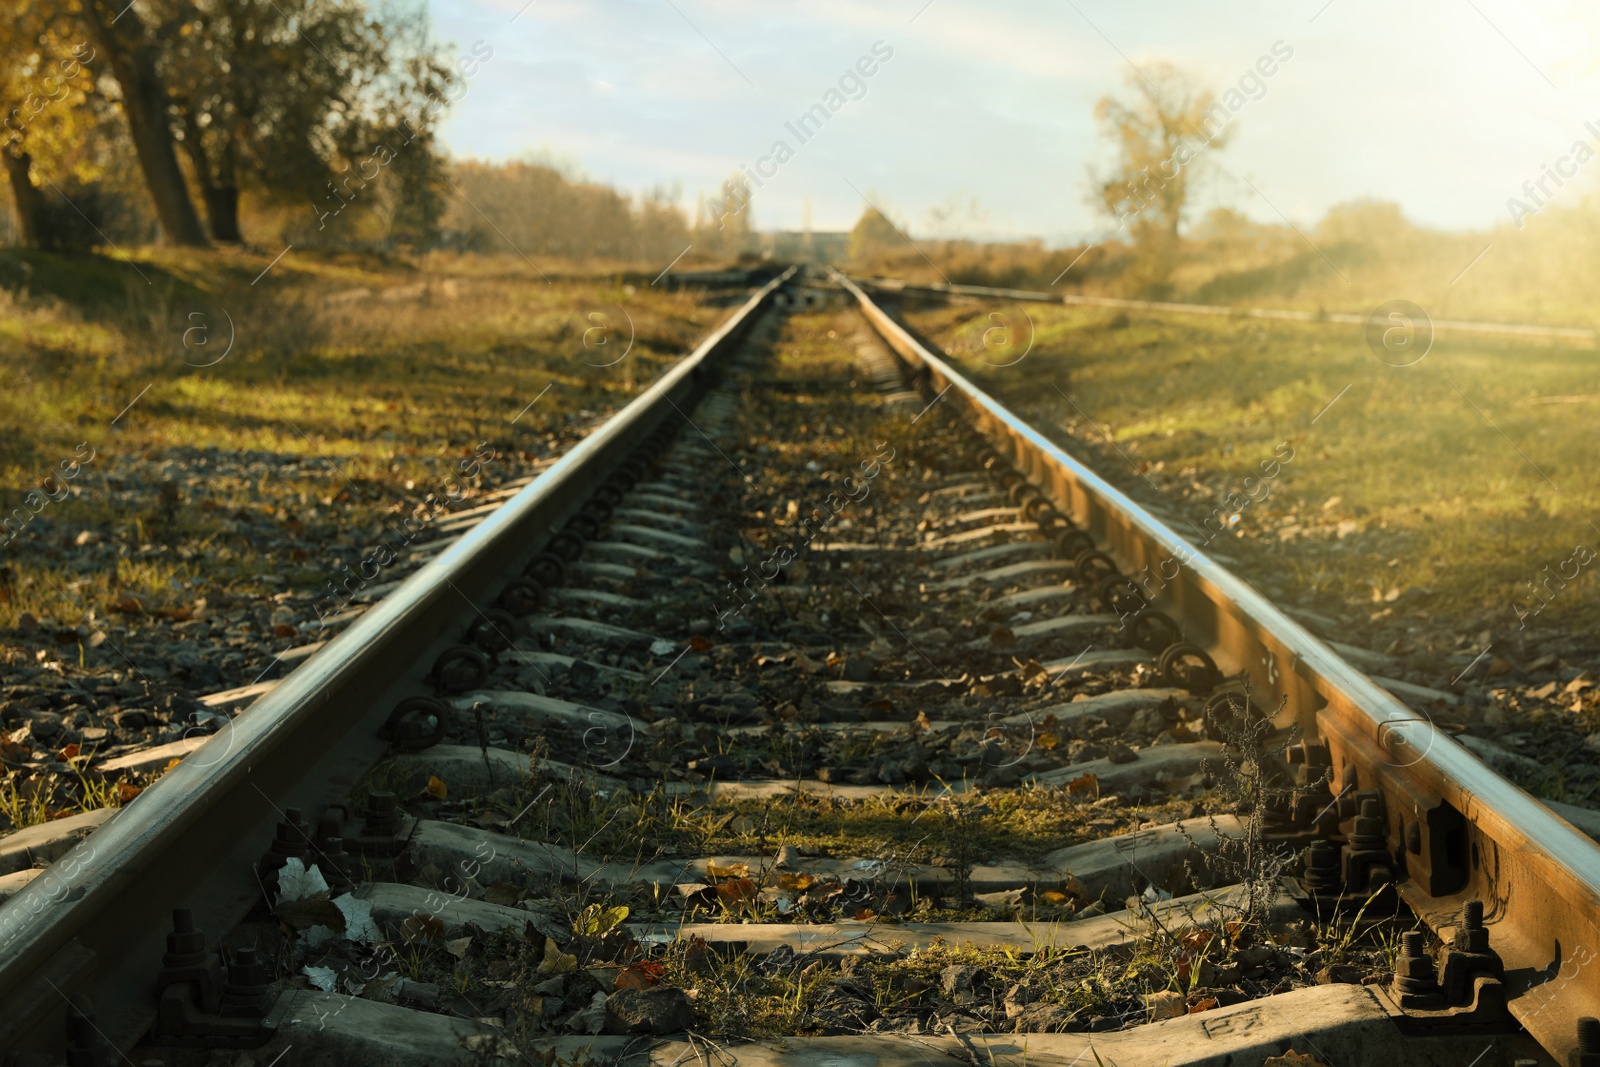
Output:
[848,206,900,265]
[346,8,458,247]
[0,5,134,249]
[1092,63,1231,284]
[694,173,754,261]
[76,0,209,245]
[446,161,692,261]
[161,0,455,244]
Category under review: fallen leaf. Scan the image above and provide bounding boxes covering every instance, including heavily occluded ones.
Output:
[614,961,665,989]
[299,924,338,949]
[303,965,337,992]
[803,880,844,904]
[463,1035,522,1057]
[1040,890,1069,904]
[274,623,297,638]
[445,936,474,960]
[577,904,630,936]
[334,894,380,944]
[913,710,932,731]
[56,743,80,761]
[116,783,143,803]
[425,775,448,799]
[1189,997,1218,1013]
[1065,772,1099,797]
[1018,658,1049,684]
[1037,732,1060,751]
[1145,989,1186,1021]
[777,871,814,891]
[689,635,712,651]
[975,888,1027,907]
[537,937,577,976]
[1262,1053,1332,1067]
[715,878,759,907]
[853,907,876,921]
[275,857,330,903]
[706,861,749,879]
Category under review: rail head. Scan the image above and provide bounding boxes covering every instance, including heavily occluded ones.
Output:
[836,269,1600,1058]
[852,274,1599,341]
[0,266,797,1055]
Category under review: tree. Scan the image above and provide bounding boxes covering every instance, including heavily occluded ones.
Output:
[1092,63,1231,258]
[442,161,694,262]
[76,0,210,246]
[848,206,900,264]
[1317,199,1412,247]
[161,0,455,244]
[695,173,753,261]
[0,7,104,247]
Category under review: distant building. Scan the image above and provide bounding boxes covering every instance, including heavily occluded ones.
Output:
[755,230,851,262]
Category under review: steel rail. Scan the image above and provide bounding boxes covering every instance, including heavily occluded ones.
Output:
[0,267,796,1056]
[838,269,1600,1059]
[859,275,1599,343]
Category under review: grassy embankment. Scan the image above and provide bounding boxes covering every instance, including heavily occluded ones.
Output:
[905,298,1600,667]
[0,246,729,632]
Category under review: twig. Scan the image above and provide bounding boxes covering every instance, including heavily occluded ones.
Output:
[473,701,494,787]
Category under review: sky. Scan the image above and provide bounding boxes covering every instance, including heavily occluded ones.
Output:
[425,0,1600,244]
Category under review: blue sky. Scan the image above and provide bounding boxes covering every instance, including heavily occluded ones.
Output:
[426,0,1600,243]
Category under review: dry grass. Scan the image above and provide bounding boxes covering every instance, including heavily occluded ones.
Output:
[0,246,730,626]
[855,193,1600,328]
[902,296,1600,641]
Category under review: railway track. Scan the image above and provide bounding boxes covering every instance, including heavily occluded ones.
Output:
[0,267,1596,1065]
[857,276,1599,344]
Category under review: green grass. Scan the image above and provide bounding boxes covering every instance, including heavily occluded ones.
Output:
[904,298,1600,642]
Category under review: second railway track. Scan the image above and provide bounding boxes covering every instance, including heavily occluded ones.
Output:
[0,267,1596,1066]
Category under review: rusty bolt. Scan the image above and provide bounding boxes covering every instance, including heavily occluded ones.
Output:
[165,907,206,959]
[1396,932,1432,980]
[1392,930,1445,1008]
[1570,1016,1600,1067]
[1352,798,1386,846]
[1456,900,1491,954]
